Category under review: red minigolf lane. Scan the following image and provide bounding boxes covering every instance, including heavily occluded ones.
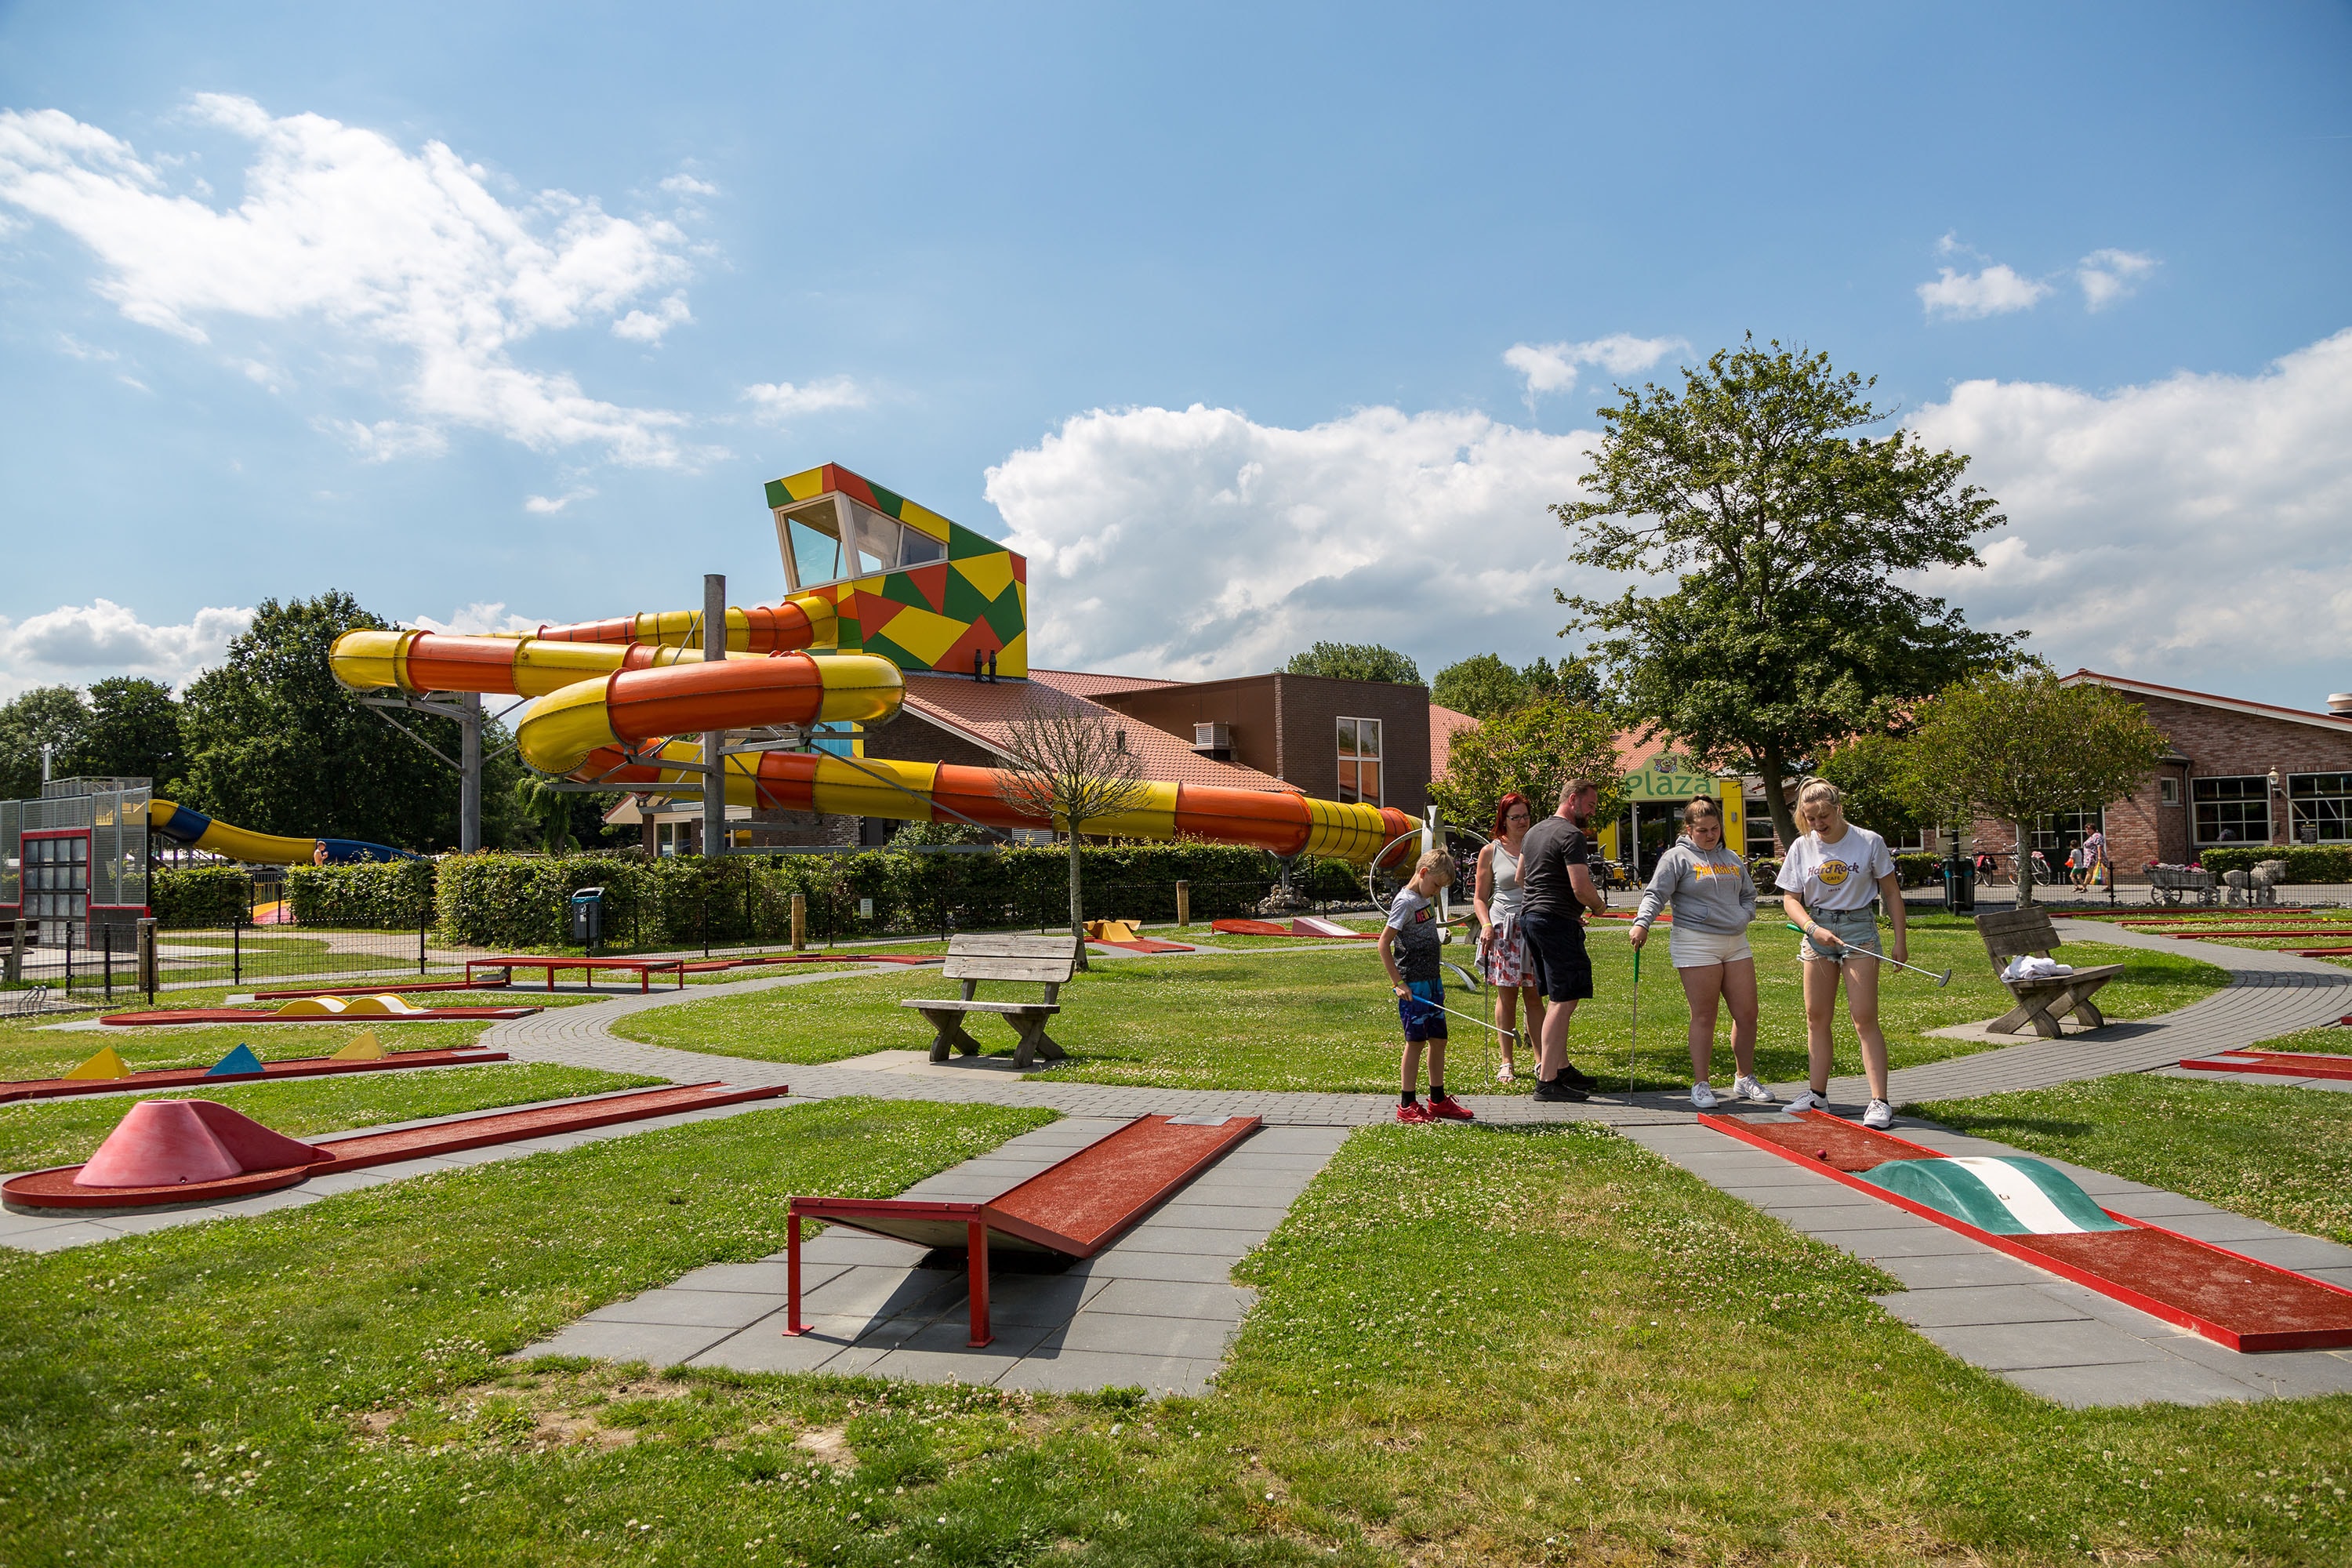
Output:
[100,1006,540,1026]
[987,1115,1261,1254]
[2,1083,787,1211]
[2180,1051,2352,1082]
[249,979,514,1000]
[0,1048,510,1104]
[1698,1110,2352,1352]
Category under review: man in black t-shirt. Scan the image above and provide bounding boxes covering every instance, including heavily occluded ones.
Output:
[1519,777,1608,1102]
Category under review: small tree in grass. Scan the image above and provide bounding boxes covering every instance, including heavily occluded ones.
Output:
[1904,670,2166,906]
[1428,696,1624,838]
[994,707,1154,970]
[1811,734,1929,848]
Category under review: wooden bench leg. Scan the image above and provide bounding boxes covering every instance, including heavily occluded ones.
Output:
[918,1007,984,1062]
[1009,1014,1065,1071]
[966,1218,993,1348]
[1989,994,2063,1037]
[2057,985,2107,1029]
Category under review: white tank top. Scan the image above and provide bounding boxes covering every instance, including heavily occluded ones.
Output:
[1490,843,1525,920]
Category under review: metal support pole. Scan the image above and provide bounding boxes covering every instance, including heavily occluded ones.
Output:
[703,572,727,860]
[103,923,112,1002]
[460,691,483,854]
[138,918,158,1004]
[4,919,22,985]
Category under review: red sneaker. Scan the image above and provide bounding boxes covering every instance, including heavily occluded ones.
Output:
[1426,1094,1475,1122]
[1395,1102,1434,1124]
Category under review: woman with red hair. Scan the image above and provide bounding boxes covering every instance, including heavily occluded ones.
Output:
[1472,791,1544,1083]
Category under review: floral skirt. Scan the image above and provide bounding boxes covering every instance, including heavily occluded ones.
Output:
[1482,915,1536,988]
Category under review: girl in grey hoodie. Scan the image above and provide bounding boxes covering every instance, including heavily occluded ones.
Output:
[1627,796,1768,1109]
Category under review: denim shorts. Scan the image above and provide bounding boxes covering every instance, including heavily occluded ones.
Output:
[1799,905,1882,963]
[1398,978,1448,1042]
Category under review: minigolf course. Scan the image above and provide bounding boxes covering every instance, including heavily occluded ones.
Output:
[0,1036,509,1104]
[786,1112,1261,1347]
[103,993,542,1025]
[3,1082,788,1210]
[1704,1110,2352,1352]
[2179,1049,2352,1082]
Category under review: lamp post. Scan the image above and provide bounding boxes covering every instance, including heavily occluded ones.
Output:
[2269,766,2283,846]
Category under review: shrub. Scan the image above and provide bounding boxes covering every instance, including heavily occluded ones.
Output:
[1894,851,1944,887]
[2195,845,2351,883]
[150,866,252,928]
[286,858,438,927]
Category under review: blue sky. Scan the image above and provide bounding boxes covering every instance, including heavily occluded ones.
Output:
[2,2,2347,704]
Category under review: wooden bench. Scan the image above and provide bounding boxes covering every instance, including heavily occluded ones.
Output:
[1975,909,2126,1038]
[900,934,1076,1070]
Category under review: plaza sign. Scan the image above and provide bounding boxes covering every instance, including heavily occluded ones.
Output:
[1624,768,1722,800]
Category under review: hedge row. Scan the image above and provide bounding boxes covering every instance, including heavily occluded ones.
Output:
[286,858,437,927]
[148,866,252,927]
[2193,845,2352,883]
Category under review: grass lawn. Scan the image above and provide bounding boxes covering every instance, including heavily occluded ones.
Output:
[1911,1066,2352,1245]
[613,917,2231,1094]
[8,1116,2345,1564]
[0,1096,1053,1568]
[0,1061,662,1171]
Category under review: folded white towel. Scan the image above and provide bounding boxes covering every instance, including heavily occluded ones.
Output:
[2002,954,2074,982]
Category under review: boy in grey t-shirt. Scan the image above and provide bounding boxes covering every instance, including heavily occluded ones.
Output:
[1381,850,1473,1123]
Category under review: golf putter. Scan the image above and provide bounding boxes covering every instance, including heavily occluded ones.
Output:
[1627,943,1641,1095]
[1783,922,1952,987]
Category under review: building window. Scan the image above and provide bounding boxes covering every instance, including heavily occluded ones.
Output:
[2159,776,2179,805]
[2289,773,2352,843]
[2030,809,2102,859]
[2192,776,2270,844]
[1886,825,1937,853]
[1745,799,1777,858]
[1338,717,1382,806]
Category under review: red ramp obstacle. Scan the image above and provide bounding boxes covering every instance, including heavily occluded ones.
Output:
[2180,1050,2352,1083]
[1209,917,1376,939]
[786,1113,1261,1347]
[1703,1110,2352,1352]
[2,1082,787,1211]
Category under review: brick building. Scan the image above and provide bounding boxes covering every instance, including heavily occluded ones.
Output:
[1965,672,2352,880]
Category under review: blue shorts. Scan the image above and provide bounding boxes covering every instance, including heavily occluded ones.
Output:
[1398,978,1448,1042]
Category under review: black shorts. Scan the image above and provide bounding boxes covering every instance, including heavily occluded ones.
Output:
[1519,909,1594,1004]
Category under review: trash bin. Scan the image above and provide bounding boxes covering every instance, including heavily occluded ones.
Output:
[1943,855,1975,914]
[567,887,604,949]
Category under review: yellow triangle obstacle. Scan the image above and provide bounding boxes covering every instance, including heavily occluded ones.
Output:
[1084,920,1142,943]
[63,1046,132,1081]
[329,1031,386,1061]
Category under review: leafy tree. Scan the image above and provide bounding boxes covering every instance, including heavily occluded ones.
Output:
[1522,654,1610,713]
[1904,670,2166,906]
[993,706,1153,970]
[67,677,183,786]
[1555,336,2021,854]
[1431,654,1526,719]
[177,592,467,851]
[1809,733,1928,847]
[510,775,576,855]
[0,686,89,800]
[1283,641,1422,684]
[1427,696,1624,837]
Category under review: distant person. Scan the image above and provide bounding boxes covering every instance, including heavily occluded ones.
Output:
[1777,779,1907,1131]
[2084,827,2108,887]
[1472,792,1542,1083]
[1519,777,1610,1103]
[311,842,329,866]
[1628,796,1768,1108]
[1382,849,1472,1123]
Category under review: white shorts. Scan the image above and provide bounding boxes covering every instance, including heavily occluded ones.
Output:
[1668,925,1753,969]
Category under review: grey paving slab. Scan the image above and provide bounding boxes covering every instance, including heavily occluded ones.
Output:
[674,1260,844,1296]
[1053,1310,1246,1360]
[1915,1319,2172,1371]
[1808,1225,1993,1259]
[583,1288,792,1330]
[998,1351,1224,1395]
[525,1319,733,1367]
[1872,1286,2095,1328]
[1075,1248,1260,1284]
[1871,1251,2053,1289]
[2002,1359,2262,1409]
[1104,1224,1264,1256]
[2151,1338,2352,1397]
[686,1322,891,1378]
[1083,1278,1256,1322]
[797,1264,963,1321]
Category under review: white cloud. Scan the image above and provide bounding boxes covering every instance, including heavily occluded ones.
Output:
[1907,328,2352,695]
[522,487,596,514]
[2077,248,2158,310]
[326,417,449,463]
[1503,333,1687,405]
[0,599,252,697]
[741,376,868,421]
[1918,263,2051,320]
[408,602,543,636]
[612,292,691,343]
[659,172,717,197]
[56,332,116,361]
[986,403,1610,681]
[0,96,696,466]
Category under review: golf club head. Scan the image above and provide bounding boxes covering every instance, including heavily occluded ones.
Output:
[1936,968,1953,988]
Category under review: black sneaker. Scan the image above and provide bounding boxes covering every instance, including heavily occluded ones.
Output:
[1559,1062,1596,1091]
[1532,1075,1589,1103]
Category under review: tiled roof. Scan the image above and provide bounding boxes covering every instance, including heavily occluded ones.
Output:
[2060,670,2352,733]
[1429,704,1479,782]
[897,674,1299,793]
[1029,667,1185,699]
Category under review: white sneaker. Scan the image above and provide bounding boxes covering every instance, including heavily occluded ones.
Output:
[1732,1074,1774,1104]
[1863,1099,1895,1130]
[1690,1082,1719,1110]
[1782,1089,1828,1118]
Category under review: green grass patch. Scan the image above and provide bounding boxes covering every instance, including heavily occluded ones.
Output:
[613,919,2231,1094]
[1912,1068,2352,1244]
[0,1096,1053,1567]
[0,1062,661,1171]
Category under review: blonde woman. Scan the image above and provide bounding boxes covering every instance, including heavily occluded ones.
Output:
[1628,797,1767,1109]
[1472,792,1543,1083]
[1775,779,1906,1130]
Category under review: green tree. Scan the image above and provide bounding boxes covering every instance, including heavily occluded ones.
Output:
[1431,654,1526,719]
[1904,670,2166,906]
[1809,733,1928,847]
[1283,641,1422,684]
[1555,336,2021,854]
[1522,654,1610,713]
[0,686,89,800]
[1427,696,1624,836]
[67,677,183,786]
[510,775,576,855]
[177,592,466,850]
